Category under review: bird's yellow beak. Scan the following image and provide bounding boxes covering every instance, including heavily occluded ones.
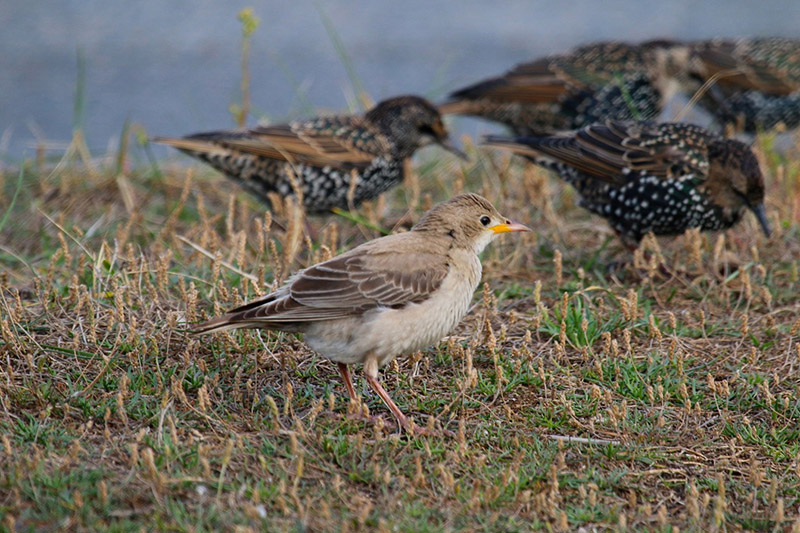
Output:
[491,221,531,234]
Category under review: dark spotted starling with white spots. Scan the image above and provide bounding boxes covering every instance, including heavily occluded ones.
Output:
[686,37,800,131]
[439,40,690,136]
[154,96,466,214]
[483,121,771,249]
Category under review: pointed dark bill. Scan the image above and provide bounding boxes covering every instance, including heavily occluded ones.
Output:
[750,203,771,237]
[439,140,469,161]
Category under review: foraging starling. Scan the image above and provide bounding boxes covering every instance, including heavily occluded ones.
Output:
[194,194,529,435]
[440,40,689,135]
[484,121,770,248]
[686,37,800,131]
[154,96,465,214]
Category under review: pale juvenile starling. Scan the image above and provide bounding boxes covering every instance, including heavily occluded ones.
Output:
[194,194,530,435]
[685,37,800,131]
[154,96,465,214]
[440,40,689,135]
[484,121,770,249]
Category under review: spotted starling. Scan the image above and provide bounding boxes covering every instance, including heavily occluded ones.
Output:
[484,121,771,248]
[440,40,690,135]
[195,194,530,435]
[154,96,466,214]
[686,37,800,131]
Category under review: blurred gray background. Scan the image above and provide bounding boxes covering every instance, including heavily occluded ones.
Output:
[2,0,800,160]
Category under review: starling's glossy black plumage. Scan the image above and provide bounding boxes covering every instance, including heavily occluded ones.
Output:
[484,121,771,248]
[440,41,689,135]
[155,96,465,214]
[686,37,800,131]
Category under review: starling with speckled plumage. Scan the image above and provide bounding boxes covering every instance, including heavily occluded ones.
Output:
[686,37,800,131]
[484,121,771,248]
[155,96,465,214]
[440,40,690,135]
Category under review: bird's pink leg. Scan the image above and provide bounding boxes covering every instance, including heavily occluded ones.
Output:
[337,362,358,402]
[362,356,451,436]
[364,374,414,433]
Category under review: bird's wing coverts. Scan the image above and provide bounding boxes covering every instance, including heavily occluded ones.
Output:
[486,121,715,184]
[156,115,390,169]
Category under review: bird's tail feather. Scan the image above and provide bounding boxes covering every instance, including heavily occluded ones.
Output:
[192,315,244,335]
[192,293,283,335]
[151,136,230,157]
[193,316,279,335]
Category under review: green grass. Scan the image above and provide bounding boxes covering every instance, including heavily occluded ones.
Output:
[1,109,800,531]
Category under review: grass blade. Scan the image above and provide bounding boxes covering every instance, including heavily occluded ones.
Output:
[0,165,25,235]
[314,2,369,110]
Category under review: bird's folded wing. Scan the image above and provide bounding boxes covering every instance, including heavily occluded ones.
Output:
[485,121,715,184]
[550,42,647,87]
[561,121,714,182]
[157,117,388,169]
[222,118,388,167]
[447,57,571,104]
[481,41,649,101]
[447,42,648,107]
[225,246,450,324]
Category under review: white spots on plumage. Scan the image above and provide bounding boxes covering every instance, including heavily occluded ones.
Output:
[201,149,405,213]
[567,167,740,242]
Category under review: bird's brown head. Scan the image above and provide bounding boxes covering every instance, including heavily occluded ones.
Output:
[366,95,467,160]
[413,193,530,253]
[706,139,770,237]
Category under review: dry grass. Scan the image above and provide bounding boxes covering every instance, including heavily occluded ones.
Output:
[1,131,800,532]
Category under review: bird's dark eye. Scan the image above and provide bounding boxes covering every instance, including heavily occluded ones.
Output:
[480,215,491,226]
